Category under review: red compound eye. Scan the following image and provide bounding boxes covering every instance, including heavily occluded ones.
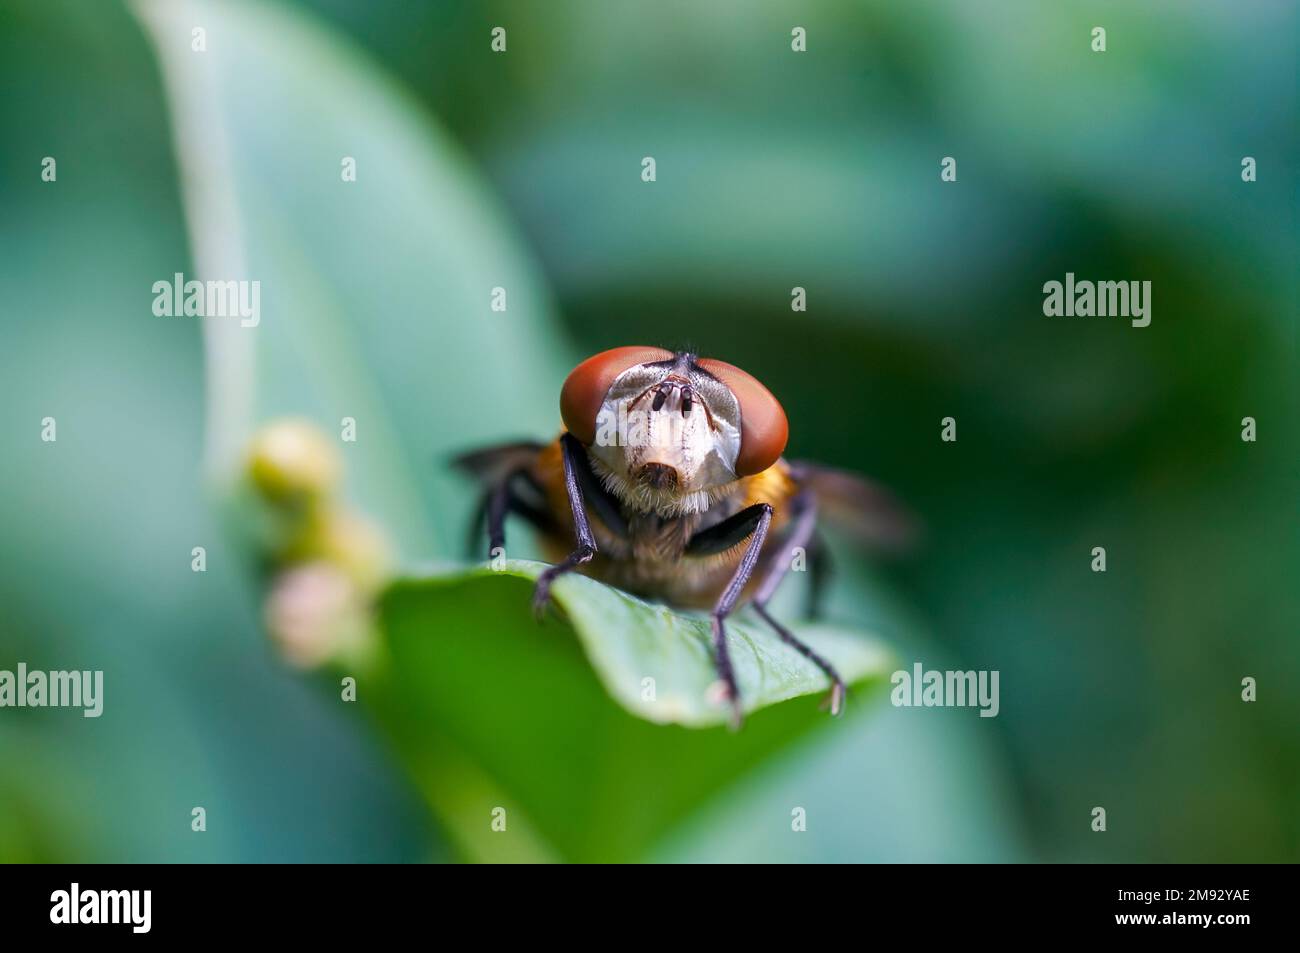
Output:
[696,358,788,476]
[560,346,673,444]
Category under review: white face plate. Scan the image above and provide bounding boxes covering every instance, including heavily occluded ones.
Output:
[587,360,743,514]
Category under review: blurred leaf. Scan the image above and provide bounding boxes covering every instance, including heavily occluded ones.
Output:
[0,0,434,863]
[635,542,1030,862]
[370,563,893,861]
[135,0,576,561]
[651,701,1030,863]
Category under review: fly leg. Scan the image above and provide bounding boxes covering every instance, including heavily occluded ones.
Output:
[685,502,774,730]
[485,474,512,559]
[468,470,555,560]
[531,433,598,617]
[806,530,833,621]
[465,475,515,560]
[751,492,847,716]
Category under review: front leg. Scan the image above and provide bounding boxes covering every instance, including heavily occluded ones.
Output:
[685,502,774,729]
[532,433,599,617]
[750,492,847,716]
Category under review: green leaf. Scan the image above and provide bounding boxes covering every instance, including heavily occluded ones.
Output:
[397,560,890,727]
[369,560,894,861]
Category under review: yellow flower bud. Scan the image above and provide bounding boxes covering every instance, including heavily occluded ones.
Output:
[247,418,341,502]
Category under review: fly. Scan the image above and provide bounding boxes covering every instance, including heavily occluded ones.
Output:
[457,347,913,728]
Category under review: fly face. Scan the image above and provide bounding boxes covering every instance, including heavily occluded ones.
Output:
[588,356,743,515]
[561,348,790,517]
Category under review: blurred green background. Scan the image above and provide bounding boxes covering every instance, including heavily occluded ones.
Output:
[0,0,1295,862]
